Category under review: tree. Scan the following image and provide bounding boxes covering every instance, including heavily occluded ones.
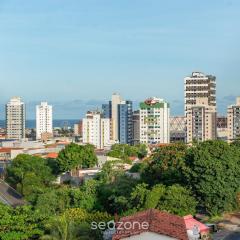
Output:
[0,203,44,240]
[142,143,187,186]
[184,140,240,215]
[35,187,71,217]
[6,154,54,194]
[69,179,99,211]
[136,144,148,159]
[97,175,138,214]
[130,183,197,216]
[158,184,197,216]
[107,144,138,160]
[56,143,98,172]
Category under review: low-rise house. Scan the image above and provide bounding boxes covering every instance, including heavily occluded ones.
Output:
[112,209,210,240]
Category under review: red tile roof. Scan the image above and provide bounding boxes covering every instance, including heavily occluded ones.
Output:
[45,152,58,159]
[184,215,209,233]
[0,148,23,153]
[113,209,189,240]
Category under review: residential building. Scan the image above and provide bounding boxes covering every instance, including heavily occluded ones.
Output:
[132,110,140,145]
[82,111,111,149]
[74,120,83,136]
[36,102,53,140]
[111,93,123,141]
[139,97,170,145]
[102,101,112,118]
[227,97,240,142]
[6,97,25,140]
[217,116,228,141]
[102,94,134,145]
[118,100,133,144]
[170,116,186,143]
[186,98,217,143]
[184,72,216,115]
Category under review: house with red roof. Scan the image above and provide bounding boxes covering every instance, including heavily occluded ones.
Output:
[112,209,210,240]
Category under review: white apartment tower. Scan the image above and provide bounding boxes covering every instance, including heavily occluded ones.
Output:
[36,102,53,140]
[6,97,25,139]
[227,97,240,142]
[184,72,216,115]
[140,97,170,144]
[186,98,217,143]
[82,111,111,149]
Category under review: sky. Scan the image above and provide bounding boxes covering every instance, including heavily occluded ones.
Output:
[0,0,240,119]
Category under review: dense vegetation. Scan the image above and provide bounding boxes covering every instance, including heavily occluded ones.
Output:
[1,141,240,239]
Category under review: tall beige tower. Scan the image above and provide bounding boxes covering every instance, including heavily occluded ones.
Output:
[111,93,122,141]
[184,72,216,115]
[6,97,26,139]
[227,97,240,142]
[186,97,217,143]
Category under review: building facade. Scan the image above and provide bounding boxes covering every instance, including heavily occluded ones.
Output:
[227,97,240,142]
[82,111,111,149]
[118,101,133,145]
[6,97,25,140]
[170,116,185,143]
[186,98,217,143]
[111,93,123,142]
[132,110,140,145]
[139,97,170,145]
[36,102,53,140]
[184,72,216,115]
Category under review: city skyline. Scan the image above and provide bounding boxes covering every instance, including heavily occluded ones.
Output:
[1,0,240,107]
[0,93,238,120]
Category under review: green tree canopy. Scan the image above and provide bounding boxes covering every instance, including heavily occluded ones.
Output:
[142,143,187,186]
[184,140,240,215]
[6,154,54,194]
[56,143,98,172]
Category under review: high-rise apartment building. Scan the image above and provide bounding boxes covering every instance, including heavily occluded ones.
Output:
[102,101,112,118]
[82,111,111,149]
[140,97,170,145]
[111,93,123,142]
[227,97,240,142]
[118,100,133,144]
[36,102,53,140]
[102,93,133,145]
[184,72,216,115]
[6,97,25,139]
[186,98,217,143]
[132,110,140,145]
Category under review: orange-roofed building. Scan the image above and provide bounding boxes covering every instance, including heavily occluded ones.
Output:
[45,152,58,159]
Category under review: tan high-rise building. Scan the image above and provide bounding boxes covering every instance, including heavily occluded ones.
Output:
[111,93,122,141]
[184,72,216,115]
[6,97,26,140]
[186,98,217,143]
[227,97,240,142]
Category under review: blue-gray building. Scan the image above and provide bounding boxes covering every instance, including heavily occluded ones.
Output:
[102,101,112,118]
[118,101,133,145]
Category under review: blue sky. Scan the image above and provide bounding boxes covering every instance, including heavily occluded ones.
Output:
[0,0,240,118]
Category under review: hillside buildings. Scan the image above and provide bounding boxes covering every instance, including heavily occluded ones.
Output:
[36,102,53,140]
[139,97,170,144]
[6,97,25,140]
[227,97,240,142]
[186,98,217,143]
[82,111,111,149]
